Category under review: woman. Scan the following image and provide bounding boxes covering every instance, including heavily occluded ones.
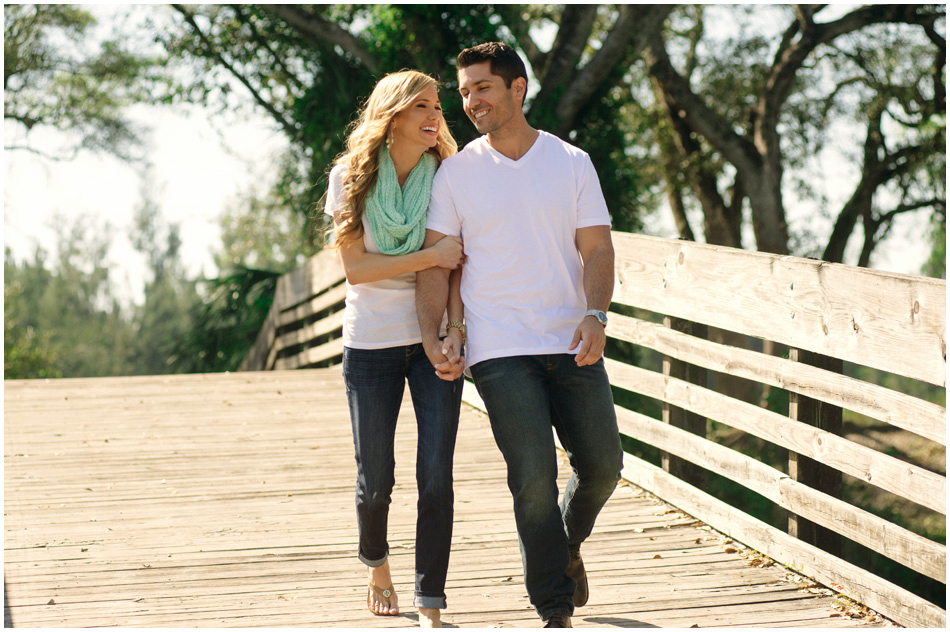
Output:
[324,70,465,628]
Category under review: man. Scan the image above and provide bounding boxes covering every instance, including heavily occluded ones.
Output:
[416,42,623,628]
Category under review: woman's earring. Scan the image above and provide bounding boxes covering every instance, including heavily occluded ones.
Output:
[386,127,394,149]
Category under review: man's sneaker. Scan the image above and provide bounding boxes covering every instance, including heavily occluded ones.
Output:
[543,613,573,628]
[566,550,589,607]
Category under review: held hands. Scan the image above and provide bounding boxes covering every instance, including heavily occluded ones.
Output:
[569,315,606,366]
[424,329,465,381]
[427,236,465,270]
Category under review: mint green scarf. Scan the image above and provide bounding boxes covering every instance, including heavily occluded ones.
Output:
[365,147,437,255]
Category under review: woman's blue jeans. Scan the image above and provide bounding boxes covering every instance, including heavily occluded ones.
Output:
[470,354,622,620]
[343,344,463,610]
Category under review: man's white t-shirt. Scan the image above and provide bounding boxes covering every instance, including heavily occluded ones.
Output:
[426,131,611,368]
[324,163,423,349]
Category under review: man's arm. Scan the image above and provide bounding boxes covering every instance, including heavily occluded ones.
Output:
[569,225,615,366]
[417,228,464,380]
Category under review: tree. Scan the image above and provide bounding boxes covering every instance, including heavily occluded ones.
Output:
[4,3,166,161]
[640,4,945,263]
[127,166,201,375]
[215,183,311,274]
[159,4,674,236]
[3,267,61,379]
[149,4,944,371]
[3,215,137,378]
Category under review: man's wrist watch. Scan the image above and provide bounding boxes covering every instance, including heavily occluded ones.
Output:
[585,309,608,327]
[447,320,466,342]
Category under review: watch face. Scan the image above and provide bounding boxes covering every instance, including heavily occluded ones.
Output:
[588,310,607,325]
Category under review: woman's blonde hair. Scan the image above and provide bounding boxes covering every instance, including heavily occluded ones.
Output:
[330,70,457,247]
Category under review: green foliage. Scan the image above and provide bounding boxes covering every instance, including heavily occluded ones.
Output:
[170,267,280,373]
[216,185,313,273]
[3,275,61,379]
[3,190,201,379]
[359,4,508,147]
[572,67,658,233]
[3,216,135,378]
[922,209,946,279]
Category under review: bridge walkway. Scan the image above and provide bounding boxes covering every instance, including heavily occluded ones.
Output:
[3,369,887,627]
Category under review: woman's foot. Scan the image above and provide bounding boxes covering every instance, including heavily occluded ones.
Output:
[367,562,399,616]
[419,607,442,628]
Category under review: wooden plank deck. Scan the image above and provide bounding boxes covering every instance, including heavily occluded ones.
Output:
[4,369,891,628]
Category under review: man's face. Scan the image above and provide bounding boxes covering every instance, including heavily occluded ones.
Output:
[457,61,523,135]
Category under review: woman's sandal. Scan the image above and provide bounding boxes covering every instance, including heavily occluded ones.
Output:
[367,582,399,616]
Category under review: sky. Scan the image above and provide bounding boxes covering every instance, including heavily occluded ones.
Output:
[4,104,288,305]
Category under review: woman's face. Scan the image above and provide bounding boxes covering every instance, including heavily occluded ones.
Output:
[390,85,443,152]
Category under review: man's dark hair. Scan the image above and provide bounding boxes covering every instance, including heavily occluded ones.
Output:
[457,42,528,102]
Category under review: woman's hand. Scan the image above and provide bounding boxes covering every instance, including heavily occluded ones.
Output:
[424,331,464,381]
[426,236,464,269]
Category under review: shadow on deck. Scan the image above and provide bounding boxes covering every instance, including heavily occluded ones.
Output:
[4,369,889,628]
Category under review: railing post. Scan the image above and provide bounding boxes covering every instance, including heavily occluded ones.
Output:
[662,316,708,490]
[788,348,843,556]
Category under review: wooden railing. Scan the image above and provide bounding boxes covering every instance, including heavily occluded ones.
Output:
[241,233,946,628]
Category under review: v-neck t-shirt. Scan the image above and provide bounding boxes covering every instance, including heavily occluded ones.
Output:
[426,131,611,367]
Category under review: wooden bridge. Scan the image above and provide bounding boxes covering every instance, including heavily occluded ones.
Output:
[4,233,946,627]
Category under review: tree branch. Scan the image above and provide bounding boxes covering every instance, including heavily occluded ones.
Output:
[171,4,298,139]
[494,5,547,74]
[643,31,760,175]
[4,144,79,161]
[555,4,672,133]
[539,4,598,89]
[230,4,305,92]
[763,5,938,128]
[260,4,379,74]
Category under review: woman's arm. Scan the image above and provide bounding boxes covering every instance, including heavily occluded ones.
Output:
[332,212,463,285]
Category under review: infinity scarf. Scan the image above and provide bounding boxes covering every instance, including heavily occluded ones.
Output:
[364,147,437,255]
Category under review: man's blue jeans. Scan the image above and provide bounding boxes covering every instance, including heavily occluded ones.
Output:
[343,344,463,610]
[470,354,622,620]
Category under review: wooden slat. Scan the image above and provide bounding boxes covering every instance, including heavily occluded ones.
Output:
[606,358,947,514]
[619,452,946,629]
[273,249,345,310]
[277,282,347,329]
[614,406,946,582]
[4,370,882,629]
[607,311,947,446]
[274,337,344,370]
[612,233,947,386]
[239,299,281,371]
[273,311,345,358]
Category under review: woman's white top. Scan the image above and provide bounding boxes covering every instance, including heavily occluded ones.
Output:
[324,163,427,349]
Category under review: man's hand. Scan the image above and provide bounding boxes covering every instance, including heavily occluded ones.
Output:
[569,316,606,366]
[424,330,464,381]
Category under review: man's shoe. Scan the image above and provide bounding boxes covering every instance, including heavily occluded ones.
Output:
[567,550,589,607]
[543,613,573,628]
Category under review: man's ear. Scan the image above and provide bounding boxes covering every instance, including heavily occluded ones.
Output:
[513,77,527,104]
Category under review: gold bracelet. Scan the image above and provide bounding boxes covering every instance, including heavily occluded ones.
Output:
[447,320,466,342]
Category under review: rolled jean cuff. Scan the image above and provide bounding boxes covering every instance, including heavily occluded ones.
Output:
[414,594,447,610]
[360,550,388,568]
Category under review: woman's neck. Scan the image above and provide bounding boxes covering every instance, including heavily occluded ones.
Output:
[388,143,427,187]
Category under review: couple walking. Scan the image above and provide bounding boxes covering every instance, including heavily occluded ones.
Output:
[324,42,623,628]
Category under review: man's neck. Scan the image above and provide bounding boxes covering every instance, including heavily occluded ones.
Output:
[486,121,540,162]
